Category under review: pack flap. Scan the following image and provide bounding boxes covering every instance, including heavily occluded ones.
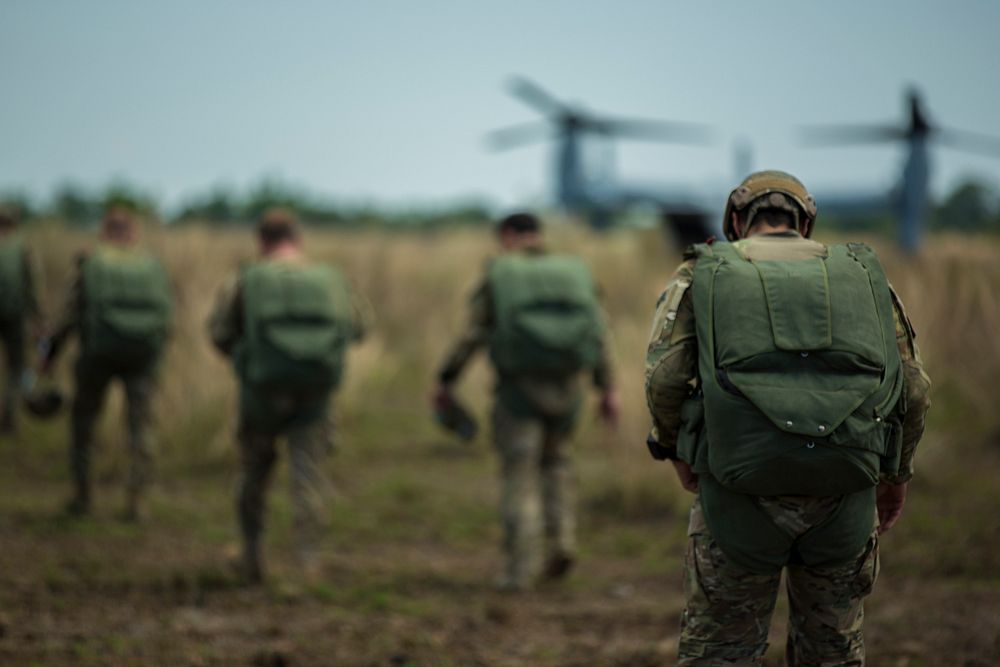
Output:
[101,310,167,339]
[755,258,831,351]
[261,323,342,361]
[728,368,878,437]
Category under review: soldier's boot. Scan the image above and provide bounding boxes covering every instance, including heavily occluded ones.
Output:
[543,551,575,581]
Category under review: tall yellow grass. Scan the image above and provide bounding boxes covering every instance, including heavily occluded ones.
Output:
[23,223,1000,501]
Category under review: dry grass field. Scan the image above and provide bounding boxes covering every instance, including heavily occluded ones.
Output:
[0,222,998,666]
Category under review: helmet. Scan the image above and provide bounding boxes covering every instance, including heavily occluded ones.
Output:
[722,170,817,241]
[24,387,65,418]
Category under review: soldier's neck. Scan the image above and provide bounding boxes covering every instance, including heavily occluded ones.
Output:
[262,243,304,261]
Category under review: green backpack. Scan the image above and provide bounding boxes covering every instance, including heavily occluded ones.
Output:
[683,241,904,496]
[239,261,353,391]
[0,238,25,322]
[488,253,604,376]
[82,246,172,365]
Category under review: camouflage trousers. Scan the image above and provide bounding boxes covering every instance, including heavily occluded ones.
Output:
[492,402,575,589]
[0,320,25,432]
[680,496,879,666]
[71,355,157,506]
[236,415,333,567]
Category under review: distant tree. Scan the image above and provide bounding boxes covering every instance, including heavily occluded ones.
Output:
[933,179,999,232]
[244,179,308,222]
[175,188,241,224]
[102,181,158,218]
[51,184,100,225]
[0,191,37,222]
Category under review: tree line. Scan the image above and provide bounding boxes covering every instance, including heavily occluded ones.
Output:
[2,176,999,233]
[0,179,493,229]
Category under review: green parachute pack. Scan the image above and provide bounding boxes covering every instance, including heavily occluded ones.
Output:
[0,238,25,322]
[238,261,353,391]
[488,253,604,376]
[681,241,904,497]
[82,246,172,366]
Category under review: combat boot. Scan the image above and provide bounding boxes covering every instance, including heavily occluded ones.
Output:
[543,551,575,581]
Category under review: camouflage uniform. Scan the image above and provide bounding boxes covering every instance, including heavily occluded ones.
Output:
[208,259,369,573]
[48,248,168,516]
[0,236,42,435]
[645,232,931,664]
[438,246,614,589]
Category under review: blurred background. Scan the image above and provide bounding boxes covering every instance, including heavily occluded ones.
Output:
[1,2,998,666]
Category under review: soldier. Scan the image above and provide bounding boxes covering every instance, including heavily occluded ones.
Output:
[0,205,42,436]
[644,171,931,664]
[208,207,367,583]
[42,205,172,520]
[433,212,619,591]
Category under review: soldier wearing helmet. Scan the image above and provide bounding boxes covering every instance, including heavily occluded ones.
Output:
[0,204,43,437]
[644,171,931,663]
[41,205,172,520]
[434,212,619,592]
[207,207,371,583]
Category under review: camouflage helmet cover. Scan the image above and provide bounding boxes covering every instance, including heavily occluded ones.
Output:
[722,170,818,241]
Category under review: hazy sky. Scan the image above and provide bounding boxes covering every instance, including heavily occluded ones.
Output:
[3,1,1000,212]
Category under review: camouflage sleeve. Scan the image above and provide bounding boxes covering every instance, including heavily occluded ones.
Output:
[207,275,243,357]
[47,253,86,359]
[644,259,698,456]
[882,287,932,485]
[437,277,491,385]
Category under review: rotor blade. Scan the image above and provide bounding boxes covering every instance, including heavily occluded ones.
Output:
[936,127,1000,159]
[596,118,714,144]
[507,77,567,116]
[486,121,553,150]
[799,124,907,146]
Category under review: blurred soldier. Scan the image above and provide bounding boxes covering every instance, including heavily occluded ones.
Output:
[434,212,619,591]
[0,205,42,436]
[645,171,931,664]
[208,207,367,583]
[43,205,172,520]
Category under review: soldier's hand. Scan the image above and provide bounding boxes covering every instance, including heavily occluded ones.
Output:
[672,459,699,493]
[598,389,621,427]
[876,481,908,534]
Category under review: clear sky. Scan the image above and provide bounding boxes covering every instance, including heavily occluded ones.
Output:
[2,1,999,212]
